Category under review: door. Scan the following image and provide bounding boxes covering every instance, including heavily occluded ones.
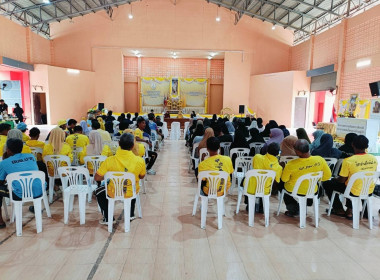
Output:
[294,97,307,128]
[33,92,47,124]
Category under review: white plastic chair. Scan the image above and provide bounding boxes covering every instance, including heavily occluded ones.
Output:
[241,169,276,227]
[230,148,250,161]
[84,155,107,202]
[327,171,380,229]
[150,130,158,151]
[192,171,229,230]
[58,166,97,225]
[189,142,200,171]
[324,157,338,172]
[170,122,181,140]
[184,121,190,136]
[332,159,344,177]
[162,122,169,139]
[72,146,83,166]
[263,137,270,142]
[103,141,118,155]
[231,156,253,197]
[220,142,231,157]
[7,171,50,236]
[112,136,121,141]
[43,155,71,203]
[279,156,299,165]
[277,171,323,228]
[29,147,43,160]
[199,148,209,162]
[104,172,142,233]
[249,142,265,155]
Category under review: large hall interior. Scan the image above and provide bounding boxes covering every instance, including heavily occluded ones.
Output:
[0,0,380,279]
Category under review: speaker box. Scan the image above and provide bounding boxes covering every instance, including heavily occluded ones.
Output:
[370,82,380,96]
[239,105,245,114]
[98,103,104,111]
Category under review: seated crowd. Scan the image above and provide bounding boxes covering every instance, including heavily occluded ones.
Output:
[0,111,163,227]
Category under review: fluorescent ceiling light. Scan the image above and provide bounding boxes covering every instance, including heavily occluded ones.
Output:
[128,14,133,19]
[67,69,80,74]
[216,16,221,22]
[208,56,212,60]
[132,50,140,55]
[210,52,216,57]
[356,59,371,68]
[272,25,276,30]
[43,0,50,3]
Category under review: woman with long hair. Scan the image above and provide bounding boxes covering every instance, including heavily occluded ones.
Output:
[261,128,284,154]
[197,128,215,160]
[296,128,311,144]
[13,103,24,123]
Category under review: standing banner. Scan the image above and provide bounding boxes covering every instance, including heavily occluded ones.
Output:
[179,78,208,114]
[141,77,170,112]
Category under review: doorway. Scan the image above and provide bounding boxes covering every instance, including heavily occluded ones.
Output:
[310,91,336,125]
[33,92,47,124]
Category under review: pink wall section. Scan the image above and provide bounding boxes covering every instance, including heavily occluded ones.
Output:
[10,71,31,123]
[30,65,95,124]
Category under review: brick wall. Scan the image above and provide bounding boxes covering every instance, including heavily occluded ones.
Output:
[289,41,309,70]
[313,30,340,69]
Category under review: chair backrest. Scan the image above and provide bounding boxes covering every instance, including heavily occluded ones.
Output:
[243,169,276,196]
[220,142,231,156]
[291,171,323,197]
[58,166,91,190]
[29,147,43,160]
[191,142,200,158]
[230,148,250,160]
[344,171,380,198]
[72,146,83,166]
[151,130,158,141]
[279,156,299,165]
[197,171,229,199]
[142,142,149,160]
[332,158,344,177]
[184,122,190,134]
[104,171,137,200]
[112,136,121,141]
[171,122,180,130]
[199,148,209,162]
[6,171,45,202]
[84,155,107,176]
[104,141,118,155]
[324,157,338,172]
[263,137,270,142]
[234,156,253,174]
[249,142,265,155]
[43,155,71,178]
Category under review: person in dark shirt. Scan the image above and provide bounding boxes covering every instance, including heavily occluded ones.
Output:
[132,112,139,122]
[105,111,115,123]
[213,124,233,143]
[155,116,163,127]
[13,103,24,123]
[0,99,8,114]
[67,119,77,134]
[125,113,133,126]
[117,113,125,123]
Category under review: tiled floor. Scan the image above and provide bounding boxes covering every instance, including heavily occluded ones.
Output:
[1,139,380,280]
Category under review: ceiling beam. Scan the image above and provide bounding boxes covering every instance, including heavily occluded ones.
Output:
[286,0,340,16]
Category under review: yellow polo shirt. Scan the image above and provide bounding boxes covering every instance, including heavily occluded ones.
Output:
[340,154,378,196]
[26,140,45,161]
[97,149,146,198]
[134,128,143,140]
[198,154,233,196]
[247,154,283,195]
[79,144,113,165]
[22,133,30,143]
[0,143,31,154]
[281,156,331,195]
[0,135,7,145]
[43,143,73,176]
[116,143,145,158]
[66,133,90,148]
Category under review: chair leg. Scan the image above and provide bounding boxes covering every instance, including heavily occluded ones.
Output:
[200,196,208,229]
[248,196,255,227]
[136,194,142,218]
[78,192,87,225]
[236,187,243,214]
[108,200,115,233]
[217,197,224,230]
[48,177,54,204]
[123,199,132,233]
[87,187,93,203]
[276,190,285,216]
[299,197,307,229]
[10,203,14,224]
[327,191,337,217]
[2,198,9,221]
[63,191,70,224]
[33,200,43,234]
[263,195,270,227]
[15,202,23,237]
[351,198,360,230]
[313,196,319,228]
[192,193,199,216]
[367,197,373,230]
[69,195,74,212]
[361,200,367,220]
[42,193,51,218]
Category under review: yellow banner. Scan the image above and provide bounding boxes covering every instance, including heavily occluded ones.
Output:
[179,78,207,108]
[141,77,170,106]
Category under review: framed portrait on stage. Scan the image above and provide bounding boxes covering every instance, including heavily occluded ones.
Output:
[348,93,359,115]
[170,78,179,98]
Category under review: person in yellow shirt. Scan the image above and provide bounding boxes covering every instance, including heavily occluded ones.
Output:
[43,127,73,176]
[26,127,45,161]
[91,120,111,142]
[94,133,146,224]
[66,126,90,148]
[0,129,32,157]
[0,123,11,146]
[16,122,30,143]
[323,135,377,219]
[125,129,145,157]
[280,139,331,217]
[197,137,234,196]
[245,142,283,212]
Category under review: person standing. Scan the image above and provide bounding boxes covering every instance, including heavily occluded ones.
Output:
[0,99,8,114]
[13,103,24,123]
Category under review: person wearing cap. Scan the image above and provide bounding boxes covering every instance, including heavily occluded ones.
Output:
[16,122,30,142]
[0,99,8,114]
[0,123,11,145]
[45,119,69,141]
